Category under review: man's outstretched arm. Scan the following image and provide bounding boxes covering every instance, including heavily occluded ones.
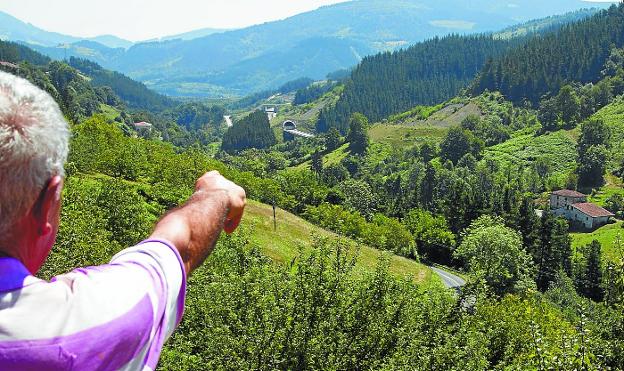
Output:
[149,171,246,274]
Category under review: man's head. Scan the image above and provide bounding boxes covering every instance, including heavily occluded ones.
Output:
[0,71,69,274]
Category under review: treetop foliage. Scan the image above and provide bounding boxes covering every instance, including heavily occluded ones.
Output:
[221,110,277,154]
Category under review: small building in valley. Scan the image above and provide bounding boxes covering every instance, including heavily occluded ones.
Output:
[264,106,277,120]
[550,190,614,230]
[133,121,153,130]
[0,61,19,70]
[550,189,587,209]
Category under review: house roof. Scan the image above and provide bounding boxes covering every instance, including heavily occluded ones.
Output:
[552,189,586,198]
[572,203,615,218]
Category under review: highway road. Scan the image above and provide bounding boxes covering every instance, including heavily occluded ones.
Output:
[430,266,466,289]
[284,129,315,138]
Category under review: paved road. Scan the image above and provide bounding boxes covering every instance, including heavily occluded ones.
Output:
[430,266,466,289]
[284,129,315,138]
[224,115,233,127]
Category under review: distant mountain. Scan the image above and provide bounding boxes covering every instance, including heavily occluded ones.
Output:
[0,11,78,46]
[0,11,134,49]
[146,28,231,42]
[87,35,134,49]
[110,0,614,97]
[2,0,616,97]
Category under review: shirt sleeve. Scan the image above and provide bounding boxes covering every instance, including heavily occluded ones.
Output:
[16,239,189,370]
[110,239,187,338]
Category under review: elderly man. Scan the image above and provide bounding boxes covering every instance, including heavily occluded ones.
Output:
[0,71,246,369]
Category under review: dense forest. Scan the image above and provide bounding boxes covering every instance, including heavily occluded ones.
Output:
[294,81,338,105]
[317,35,519,133]
[315,8,606,134]
[68,57,174,111]
[472,5,624,104]
[221,110,277,153]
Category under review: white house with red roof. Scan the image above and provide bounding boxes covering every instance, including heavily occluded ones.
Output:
[550,190,614,229]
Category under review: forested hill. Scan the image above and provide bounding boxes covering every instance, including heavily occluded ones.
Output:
[0,39,51,65]
[317,35,520,133]
[0,39,173,112]
[68,58,174,111]
[316,9,597,134]
[472,4,624,104]
[0,40,227,147]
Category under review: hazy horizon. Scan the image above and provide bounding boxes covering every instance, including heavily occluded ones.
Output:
[0,0,350,42]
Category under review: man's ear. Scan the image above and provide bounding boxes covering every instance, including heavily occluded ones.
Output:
[32,176,63,236]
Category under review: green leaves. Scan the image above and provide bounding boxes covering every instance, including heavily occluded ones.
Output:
[454,215,536,296]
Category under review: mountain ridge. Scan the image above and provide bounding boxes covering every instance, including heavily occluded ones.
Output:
[1,1,615,97]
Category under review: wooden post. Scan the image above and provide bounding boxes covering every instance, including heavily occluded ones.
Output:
[272,201,277,231]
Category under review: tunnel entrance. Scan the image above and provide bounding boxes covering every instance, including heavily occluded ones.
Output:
[282,120,297,131]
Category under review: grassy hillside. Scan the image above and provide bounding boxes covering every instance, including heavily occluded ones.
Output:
[589,96,624,168]
[571,220,624,262]
[369,124,446,148]
[483,129,577,177]
[241,200,439,286]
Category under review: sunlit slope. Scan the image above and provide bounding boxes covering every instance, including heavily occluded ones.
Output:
[241,200,439,286]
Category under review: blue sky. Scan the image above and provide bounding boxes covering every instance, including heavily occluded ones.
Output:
[0,0,349,41]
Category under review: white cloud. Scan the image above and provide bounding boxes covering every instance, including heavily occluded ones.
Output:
[0,0,350,41]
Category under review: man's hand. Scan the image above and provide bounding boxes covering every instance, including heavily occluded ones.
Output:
[149,171,246,274]
[194,171,246,234]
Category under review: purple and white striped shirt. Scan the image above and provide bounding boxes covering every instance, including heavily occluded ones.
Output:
[0,239,186,370]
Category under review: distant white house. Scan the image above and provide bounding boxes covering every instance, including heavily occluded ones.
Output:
[264,106,277,120]
[0,61,19,70]
[550,190,614,229]
[133,121,153,130]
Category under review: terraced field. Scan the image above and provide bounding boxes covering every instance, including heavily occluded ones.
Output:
[483,129,577,176]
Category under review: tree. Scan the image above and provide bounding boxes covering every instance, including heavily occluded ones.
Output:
[322,163,349,187]
[340,179,376,218]
[536,212,572,291]
[579,240,604,302]
[419,142,437,163]
[517,196,540,254]
[346,113,370,155]
[605,194,624,218]
[577,144,608,187]
[578,118,611,154]
[311,151,323,175]
[555,85,581,127]
[538,96,560,132]
[439,126,483,165]
[576,116,610,187]
[602,47,624,77]
[404,209,455,264]
[454,216,535,296]
[325,127,342,151]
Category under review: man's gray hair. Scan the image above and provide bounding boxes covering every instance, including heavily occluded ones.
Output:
[0,71,69,235]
